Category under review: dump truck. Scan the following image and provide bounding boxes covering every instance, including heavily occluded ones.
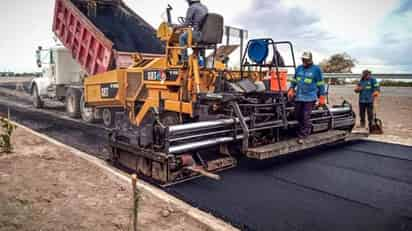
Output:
[30,0,164,127]
[74,4,358,186]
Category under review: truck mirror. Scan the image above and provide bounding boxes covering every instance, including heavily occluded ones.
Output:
[167,4,173,25]
[50,50,55,65]
[36,49,42,68]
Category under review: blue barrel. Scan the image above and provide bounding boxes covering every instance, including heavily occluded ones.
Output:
[248,40,269,64]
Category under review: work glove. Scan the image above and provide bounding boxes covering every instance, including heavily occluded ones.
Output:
[287,88,296,101]
[373,91,380,98]
[318,95,326,106]
[354,86,362,93]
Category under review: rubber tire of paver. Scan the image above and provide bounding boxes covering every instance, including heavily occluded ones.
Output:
[65,87,81,118]
[32,85,44,109]
[80,94,96,123]
[102,108,115,128]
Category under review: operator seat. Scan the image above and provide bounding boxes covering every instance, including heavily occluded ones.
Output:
[196,13,224,47]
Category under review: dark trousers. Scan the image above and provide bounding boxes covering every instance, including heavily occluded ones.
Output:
[359,103,374,127]
[295,101,315,138]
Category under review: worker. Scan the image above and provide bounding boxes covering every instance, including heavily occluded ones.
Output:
[354,70,380,128]
[178,0,208,62]
[288,51,326,144]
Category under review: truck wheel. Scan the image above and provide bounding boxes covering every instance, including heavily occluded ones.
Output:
[102,108,115,128]
[66,88,81,118]
[80,95,96,123]
[32,85,44,109]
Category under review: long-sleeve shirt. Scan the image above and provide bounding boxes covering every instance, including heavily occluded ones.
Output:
[357,77,380,103]
[290,64,325,102]
[182,3,208,31]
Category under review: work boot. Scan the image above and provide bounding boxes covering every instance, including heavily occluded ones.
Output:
[178,54,187,66]
[368,122,373,131]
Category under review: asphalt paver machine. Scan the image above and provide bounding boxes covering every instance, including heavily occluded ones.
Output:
[81,4,357,186]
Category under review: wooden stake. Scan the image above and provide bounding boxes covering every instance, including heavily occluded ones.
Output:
[132,174,138,231]
[7,107,10,131]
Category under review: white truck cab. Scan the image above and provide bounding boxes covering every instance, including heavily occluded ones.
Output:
[31,45,119,126]
[31,46,82,103]
[31,46,95,120]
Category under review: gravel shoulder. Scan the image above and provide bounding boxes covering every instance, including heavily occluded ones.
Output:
[329,85,412,141]
[0,127,212,231]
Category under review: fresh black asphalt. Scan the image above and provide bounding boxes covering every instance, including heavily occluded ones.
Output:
[0,81,30,92]
[0,94,411,231]
[0,101,110,160]
[168,144,412,230]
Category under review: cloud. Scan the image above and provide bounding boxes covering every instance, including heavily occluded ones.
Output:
[0,0,55,72]
[0,0,410,73]
[342,30,412,73]
[123,0,253,29]
[0,0,254,72]
[282,0,399,46]
[393,0,412,14]
[236,0,330,42]
[360,1,412,72]
[234,0,337,65]
[233,0,411,73]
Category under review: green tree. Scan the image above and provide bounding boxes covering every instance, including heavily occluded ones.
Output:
[319,53,357,73]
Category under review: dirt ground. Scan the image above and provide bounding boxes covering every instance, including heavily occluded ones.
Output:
[0,128,211,231]
[0,77,33,84]
[329,85,412,141]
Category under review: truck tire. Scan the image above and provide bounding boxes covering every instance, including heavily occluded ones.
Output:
[66,88,81,118]
[32,85,44,109]
[102,108,115,128]
[80,94,96,123]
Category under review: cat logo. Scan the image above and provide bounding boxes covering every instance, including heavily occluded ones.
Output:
[145,71,161,81]
[101,83,119,99]
[160,71,167,84]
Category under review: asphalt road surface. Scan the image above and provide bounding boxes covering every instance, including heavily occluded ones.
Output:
[0,87,411,231]
[168,142,412,230]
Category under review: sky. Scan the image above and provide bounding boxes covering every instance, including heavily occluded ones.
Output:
[0,0,411,73]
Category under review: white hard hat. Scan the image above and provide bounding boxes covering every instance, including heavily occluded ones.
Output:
[301,51,313,60]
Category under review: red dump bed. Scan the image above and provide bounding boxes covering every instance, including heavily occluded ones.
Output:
[53,0,164,76]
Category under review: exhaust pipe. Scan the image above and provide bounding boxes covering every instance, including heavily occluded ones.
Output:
[168,135,244,154]
[167,106,354,154]
[168,117,250,136]
[168,107,351,136]
[312,106,352,115]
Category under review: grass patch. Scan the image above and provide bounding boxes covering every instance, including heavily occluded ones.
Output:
[379,81,412,87]
[0,109,16,154]
[349,80,412,87]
